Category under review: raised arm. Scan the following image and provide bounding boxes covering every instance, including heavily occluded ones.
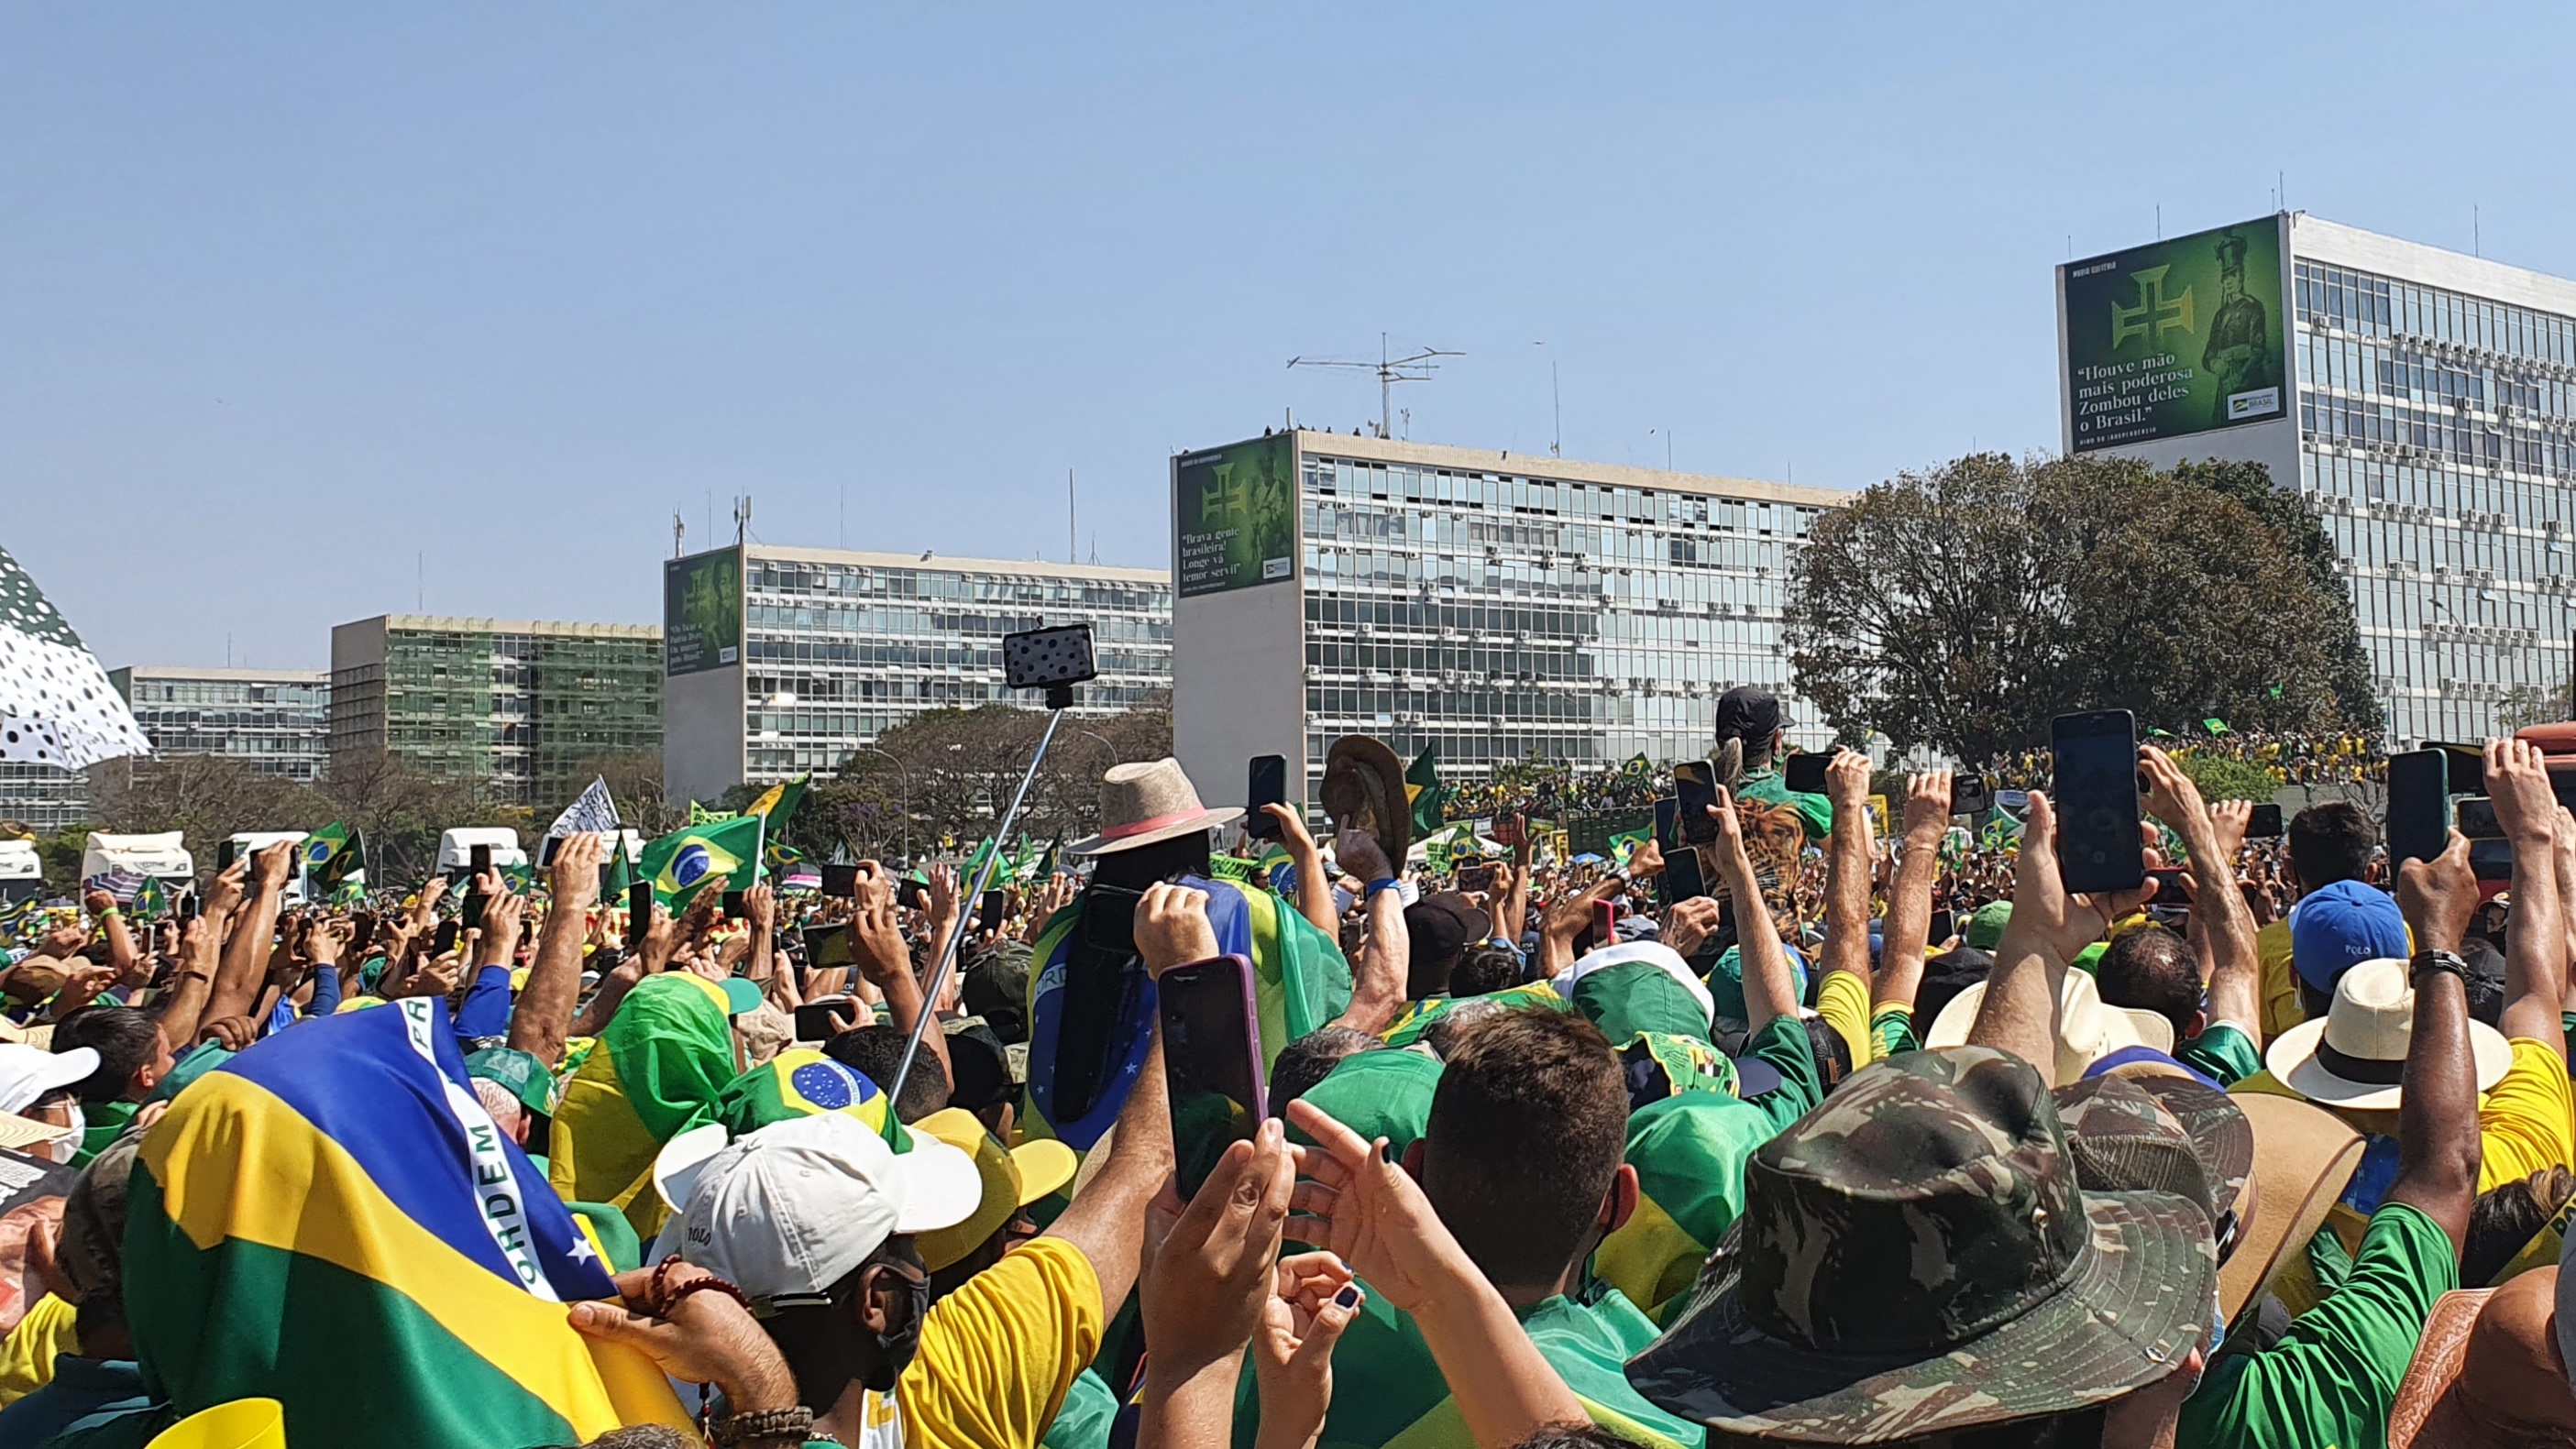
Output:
[510,831,601,1066]
[1265,803,1339,939]
[2387,831,2484,1252]
[1705,786,1799,1035]
[2484,737,2568,1057]
[1972,792,2154,1081]
[1818,750,1877,990]
[2141,749,2262,1044]
[1492,826,1533,949]
[204,842,294,1026]
[1877,771,1953,1016]
[1327,831,1407,1035]
[847,863,951,1100]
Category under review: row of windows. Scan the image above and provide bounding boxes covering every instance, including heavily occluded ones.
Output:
[1304,458,1822,536]
[742,635,1172,675]
[2297,260,2576,368]
[127,683,327,708]
[745,562,1170,614]
[743,603,1169,643]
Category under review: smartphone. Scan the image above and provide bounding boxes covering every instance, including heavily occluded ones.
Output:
[1950,775,1993,816]
[794,1000,860,1042]
[896,877,929,910]
[977,890,1007,934]
[716,890,743,922]
[801,923,854,970]
[2436,743,2486,796]
[459,889,488,934]
[2051,710,2144,896]
[1593,898,1621,944]
[1084,883,1144,956]
[1653,796,1680,851]
[1661,844,1708,905]
[1673,761,1721,846]
[431,919,461,957]
[1160,954,1266,1200]
[177,892,200,923]
[2387,748,2449,869]
[1927,907,1956,950]
[1458,862,1502,895]
[2146,867,2189,906]
[2245,803,2284,839]
[1245,755,1288,841]
[820,862,862,898]
[470,844,492,874]
[1492,811,1525,849]
[626,881,655,948]
[2455,796,2504,841]
[536,835,562,869]
[216,839,238,873]
[1784,751,1831,796]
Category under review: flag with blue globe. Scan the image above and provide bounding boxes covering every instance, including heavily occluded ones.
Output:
[636,815,764,910]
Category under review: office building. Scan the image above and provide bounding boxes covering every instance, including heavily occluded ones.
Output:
[109,666,331,783]
[663,545,1173,803]
[0,764,89,834]
[1171,430,1846,813]
[330,615,663,806]
[2061,212,2576,742]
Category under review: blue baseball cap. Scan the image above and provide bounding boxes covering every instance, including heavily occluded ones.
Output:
[2288,879,2408,993]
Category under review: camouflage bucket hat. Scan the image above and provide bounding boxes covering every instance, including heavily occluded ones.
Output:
[1625,1047,2218,1443]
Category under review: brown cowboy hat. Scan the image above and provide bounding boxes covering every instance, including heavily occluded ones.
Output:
[2223,1092,2366,1326]
[1319,735,1411,862]
[1062,758,1240,857]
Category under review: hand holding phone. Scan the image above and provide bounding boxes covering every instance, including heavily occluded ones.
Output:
[1245,755,1288,841]
[1784,752,1831,796]
[1160,954,1266,1200]
[1672,763,1721,846]
[2387,748,2449,868]
[625,881,655,949]
[2051,710,2144,895]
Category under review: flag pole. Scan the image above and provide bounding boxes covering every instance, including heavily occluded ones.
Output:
[888,707,1066,1108]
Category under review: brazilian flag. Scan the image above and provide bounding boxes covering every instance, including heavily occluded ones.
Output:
[716,1047,897,1144]
[305,823,367,897]
[746,777,809,873]
[636,815,764,910]
[1405,742,1446,838]
[132,873,171,920]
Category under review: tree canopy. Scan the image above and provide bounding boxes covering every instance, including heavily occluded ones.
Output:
[1786,452,2377,764]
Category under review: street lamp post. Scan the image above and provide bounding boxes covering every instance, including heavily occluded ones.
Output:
[857,746,913,864]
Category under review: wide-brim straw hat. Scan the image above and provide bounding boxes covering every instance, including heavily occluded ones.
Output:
[2265,956,2512,1110]
[1319,735,1413,863]
[1923,967,2175,1086]
[1063,758,1241,857]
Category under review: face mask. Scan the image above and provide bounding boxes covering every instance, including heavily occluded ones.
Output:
[42,1103,83,1165]
[863,1269,930,1392]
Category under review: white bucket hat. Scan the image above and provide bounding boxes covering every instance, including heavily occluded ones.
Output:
[1925,969,2174,1087]
[2264,957,2512,1110]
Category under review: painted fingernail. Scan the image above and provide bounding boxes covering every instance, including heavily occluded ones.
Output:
[1335,1286,1360,1308]
[1376,1140,1395,1163]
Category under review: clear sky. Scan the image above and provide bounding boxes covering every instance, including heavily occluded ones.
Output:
[8,3,2575,671]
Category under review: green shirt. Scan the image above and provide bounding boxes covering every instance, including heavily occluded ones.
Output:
[2176,1022,2263,1089]
[2177,1202,2455,1449]
[1871,1006,1920,1060]
[1040,1367,1119,1449]
[1734,768,1833,842]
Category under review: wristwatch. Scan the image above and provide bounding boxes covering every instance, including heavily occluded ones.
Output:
[2409,950,2471,989]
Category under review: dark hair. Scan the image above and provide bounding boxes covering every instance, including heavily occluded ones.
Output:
[2287,803,2375,889]
[1423,1010,1626,1294]
[1801,1015,1855,1094]
[1506,1427,1635,1449]
[2459,936,2507,1027]
[1450,944,1525,999]
[1421,998,1512,1059]
[2095,926,2200,1045]
[2463,1166,2576,1288]
[823,1025,950,1124]
[50,1006,162,1103]
[1269,1026,1384,1110]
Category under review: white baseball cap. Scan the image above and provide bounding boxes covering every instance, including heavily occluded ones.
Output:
[0,1045,98,1116]
[648,1113,983,1312]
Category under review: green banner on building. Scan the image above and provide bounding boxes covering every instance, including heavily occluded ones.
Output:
[2063,215,2287,452]
[664,547,742,676]
[1173,435,1297,597]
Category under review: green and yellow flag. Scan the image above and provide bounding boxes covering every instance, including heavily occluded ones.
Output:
[131,873,171,920]
[746,777,809,873]
[549,972,741,1237]
[1405,743,1446,838]
[636,815,764,910]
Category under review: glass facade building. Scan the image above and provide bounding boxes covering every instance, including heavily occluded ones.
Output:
[1172,431,1845,810]
[109,667,331,782]
[330,615,663,807]
[2064,213,2576,743]
[0,763,90,833]
[664,545,1172,800]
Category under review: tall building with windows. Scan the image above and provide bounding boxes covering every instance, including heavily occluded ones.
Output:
[662,545,1172,803]
[108,666,331,783]
[0,764,89,833]
[2061,212,2576,742]
[329,615,662,807]
[1170,430,1845,813]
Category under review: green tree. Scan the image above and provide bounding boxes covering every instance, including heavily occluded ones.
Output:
[1787,452,2376,764]
[2170,751,2283,803]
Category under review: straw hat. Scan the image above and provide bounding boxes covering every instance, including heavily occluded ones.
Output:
[1319,735,1412,863]
[2222,1092,2366,1325]
[2266,957,2513,1110]
[1063,758,1240,857]
[1923,967,2175,1086]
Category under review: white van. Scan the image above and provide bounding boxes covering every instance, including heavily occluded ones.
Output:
[436,827,528,874]
[0,841,41,905]
[80,832,195,896]
[224,831,313,903]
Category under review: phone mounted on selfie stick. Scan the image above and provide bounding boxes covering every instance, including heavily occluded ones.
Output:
[886,623,1097,1107]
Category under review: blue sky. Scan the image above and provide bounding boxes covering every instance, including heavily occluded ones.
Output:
[8,3,2574,670]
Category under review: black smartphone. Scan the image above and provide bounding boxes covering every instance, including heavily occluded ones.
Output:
[1927,907,1956,950]
[1457,862,1502,895]
[801,923,854,970]
[2051,710,2144,896]
[1084,883,1144,956]
[721,890,746,921]
[2245,803,2284,839]
[2146,867,2189,906]
[459,889,488,934]
[1950,775,1993,816]
[216,839,238,873]
[626,881,655,948]
[2387,748,2449,868]
[470,844,492,874]
[896,877,929,910]
[1660,843,1708,905]
[536,835,562,869]
[1160,954,1266,1200]
[820,862,862,898]
[431,919,461,957]
[2455,796,2504,841]
[794,1000,860,1042]
[1783,751,1831,796]
[977,889,1007,933]
[2436,743,2486,796]
[1673,761,1721,846]
[1245,755,1288,840]
[1653,796,1680,851]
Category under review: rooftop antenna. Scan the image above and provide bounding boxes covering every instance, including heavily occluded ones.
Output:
[1287,333,1461,439]
[673,510,687,559]
[732,494,751,547]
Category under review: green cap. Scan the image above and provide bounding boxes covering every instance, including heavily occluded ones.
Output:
[464,1047,557,1119]
[1285,1048,1442,1158]
[1965,901,2013,951]
[1574,961,1714,1045]
[721,976,765,1015]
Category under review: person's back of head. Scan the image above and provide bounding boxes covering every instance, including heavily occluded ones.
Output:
[2463,1166,2576,1289]
[1270,1026,1384,1110]
[823,1024,950,1123]
[51,1004,168,1103]
[2287,802,2375,891]
[1422,1009,1625,1298]
[2095,926,2201,1046]
[1450,943,1525,999]
[1421,997,1511,1059]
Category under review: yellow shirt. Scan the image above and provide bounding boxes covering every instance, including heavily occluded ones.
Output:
[1815,971,1874,1068]
[2255,919,2302,1043]
[2478,1037,2576,1192]
[895,1234,1104,1449]
[0,1292,78,1406]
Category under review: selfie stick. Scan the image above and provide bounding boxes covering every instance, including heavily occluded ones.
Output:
[886,707,1065,1108]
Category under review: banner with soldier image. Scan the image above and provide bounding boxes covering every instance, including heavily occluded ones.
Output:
[2062,215,2288,452]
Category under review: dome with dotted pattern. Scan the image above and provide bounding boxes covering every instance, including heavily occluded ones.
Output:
[0,543,151,769]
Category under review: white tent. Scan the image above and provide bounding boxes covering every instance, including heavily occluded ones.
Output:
[0,544,149,769]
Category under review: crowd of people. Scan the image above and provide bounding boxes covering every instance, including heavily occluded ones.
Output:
[0,686,2563,1448]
